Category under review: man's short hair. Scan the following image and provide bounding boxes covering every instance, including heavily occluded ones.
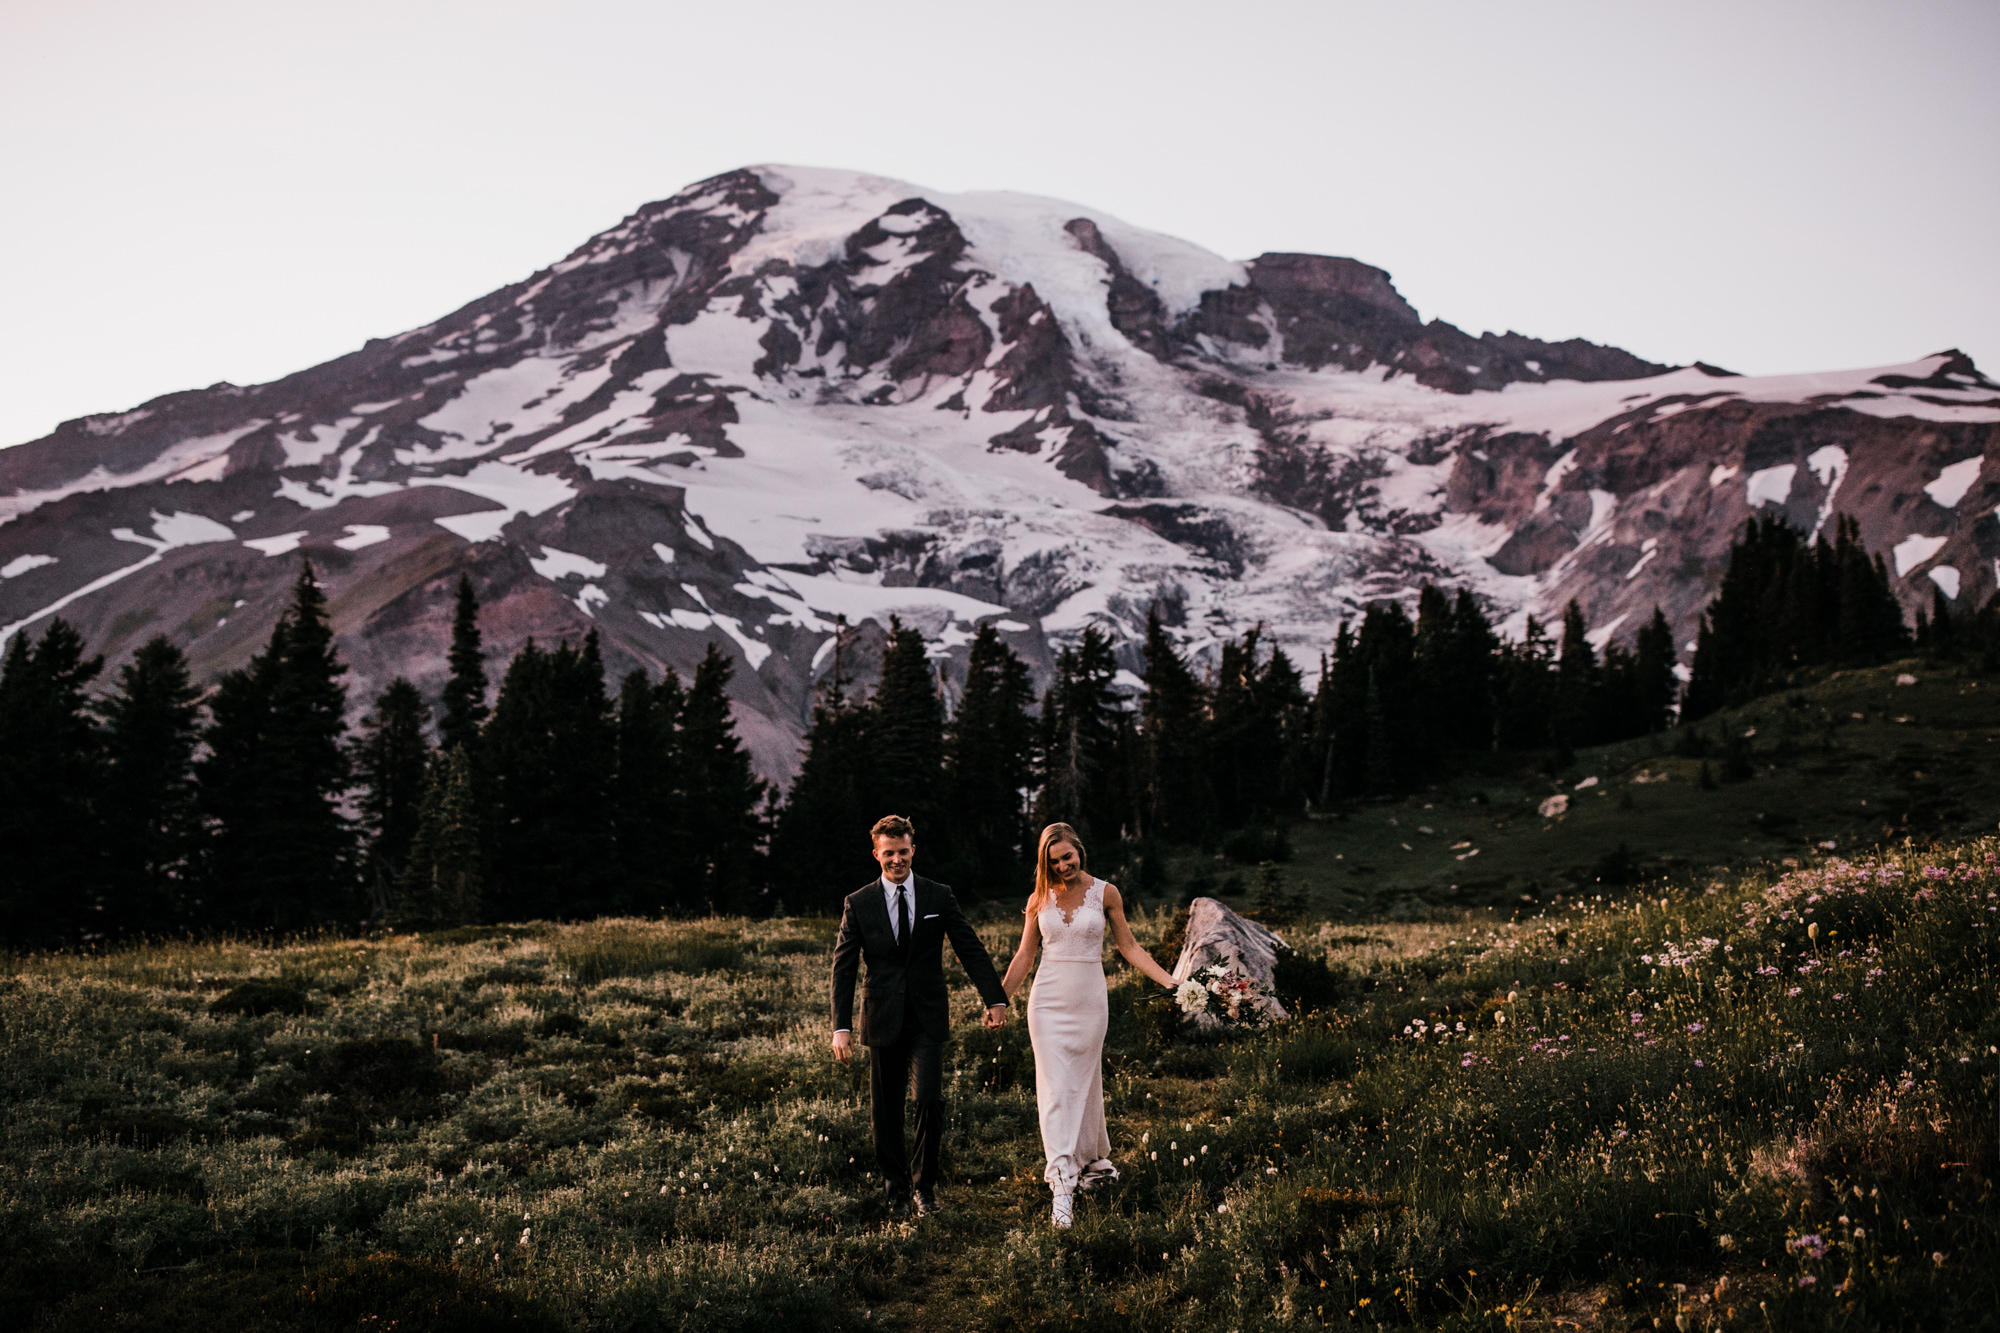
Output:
[870,814,915,843]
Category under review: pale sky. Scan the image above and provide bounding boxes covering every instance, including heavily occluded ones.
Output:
[2,0,1994,449]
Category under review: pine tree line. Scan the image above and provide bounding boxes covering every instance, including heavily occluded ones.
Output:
[1680,514,1915,719]
[2,512,1941,943]
[0,565,767,947]
[767,619,1035,903]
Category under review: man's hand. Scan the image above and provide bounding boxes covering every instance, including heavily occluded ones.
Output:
[983,1004,1009,1029]
[832,1030,854,1063]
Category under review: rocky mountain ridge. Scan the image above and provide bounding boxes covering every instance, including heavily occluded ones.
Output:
[4,165,1996,780]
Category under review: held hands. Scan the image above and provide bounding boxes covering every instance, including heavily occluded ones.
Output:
[983,1004,1009,1030]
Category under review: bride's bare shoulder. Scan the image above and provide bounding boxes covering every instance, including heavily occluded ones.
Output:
[1099,881,1123,909]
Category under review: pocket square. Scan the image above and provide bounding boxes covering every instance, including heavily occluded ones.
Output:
[922,913,939,919]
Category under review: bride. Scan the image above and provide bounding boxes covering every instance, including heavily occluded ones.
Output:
[1000,822,1178,1228]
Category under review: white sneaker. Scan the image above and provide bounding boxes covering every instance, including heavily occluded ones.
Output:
[1052,1192,1074,1229]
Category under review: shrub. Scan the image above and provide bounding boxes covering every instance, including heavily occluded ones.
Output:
[209,978,312,1016]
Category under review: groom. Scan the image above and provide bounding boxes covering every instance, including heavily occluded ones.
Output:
[831,814,1009,1218]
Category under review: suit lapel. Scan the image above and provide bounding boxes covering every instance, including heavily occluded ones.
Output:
[864,881,893,951]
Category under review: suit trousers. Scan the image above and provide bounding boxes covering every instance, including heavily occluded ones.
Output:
[869,1025,944,1194]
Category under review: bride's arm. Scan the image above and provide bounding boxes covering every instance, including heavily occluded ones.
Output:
[1000,911,1042,1001]
[1102,886,1178,989]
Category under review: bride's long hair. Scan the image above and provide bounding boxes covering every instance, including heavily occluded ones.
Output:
[1028,822,1087,918]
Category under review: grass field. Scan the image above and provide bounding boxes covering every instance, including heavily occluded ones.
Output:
[1167,659,2000,923]
[1,660,1996,1331]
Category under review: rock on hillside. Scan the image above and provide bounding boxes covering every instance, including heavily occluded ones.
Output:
[3,165,1996,780]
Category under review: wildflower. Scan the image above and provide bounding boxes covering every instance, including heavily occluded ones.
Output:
[1787,987,1802,997]
[1788,1234,1827,1259]
[1693,1059,1704,1067]
[1798,1275,1817,1288]
[1686,1021,1703,1033]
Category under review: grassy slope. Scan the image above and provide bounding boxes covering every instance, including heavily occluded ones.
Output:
[0,660,1996,1331]
[2,863,1994,1330]
[1177,659,2000,922]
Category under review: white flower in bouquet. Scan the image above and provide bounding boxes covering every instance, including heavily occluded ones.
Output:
[1175,980,1209,1014]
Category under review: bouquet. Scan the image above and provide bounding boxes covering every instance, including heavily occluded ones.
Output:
[1171,962,1279,1031]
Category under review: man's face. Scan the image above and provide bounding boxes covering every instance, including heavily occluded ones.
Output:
[873,834,914,882]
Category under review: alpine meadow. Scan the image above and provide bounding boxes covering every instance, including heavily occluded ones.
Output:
[3,160,1999,1332]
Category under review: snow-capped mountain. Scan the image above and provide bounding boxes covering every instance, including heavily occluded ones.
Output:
[3,165,1997,780]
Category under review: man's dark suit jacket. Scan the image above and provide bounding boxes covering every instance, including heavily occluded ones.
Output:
[830,875,1006,1047]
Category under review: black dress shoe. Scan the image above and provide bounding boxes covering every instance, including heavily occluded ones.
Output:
[885,1193,912,1220]
[913,1190,940,1217]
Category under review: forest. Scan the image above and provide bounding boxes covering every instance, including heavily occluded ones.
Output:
[0,512,1980,947]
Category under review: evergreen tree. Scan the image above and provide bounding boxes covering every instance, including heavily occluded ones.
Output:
[197,644,278,927]
[1363,666,1395,797]
[200,561,357,931]
[678,644,769,913]
[869,618,947,836]
[1411,584,1500,760]
[1207,628,1265,826]
[1684,514,1909,720]
[0,620,106,944]
[353,678,430,917]
[100,635,204,933]
[1412,584,1457,759]
[395,744,484,927]
[1252,638,1312,817]
[1925,586,1957,660]
[1553,599,1602,749]
[614,665,686,913]
[439,574,489,754]
[1136,610,1213,844]
[1630,607,1680,732]
[1307,626,1356,807]
[1445,589,1500,749]
[943,623,1038,889]
[1034,627,1127,844]
[770,665,878,909]
[1322,602,1420,798]
[1494,615,1557,751]
[483,634,618,921]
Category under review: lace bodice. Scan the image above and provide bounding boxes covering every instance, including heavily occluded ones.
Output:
[1038,878,1106,962]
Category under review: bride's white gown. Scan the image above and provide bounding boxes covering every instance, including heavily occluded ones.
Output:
[1027,877,1118,1195]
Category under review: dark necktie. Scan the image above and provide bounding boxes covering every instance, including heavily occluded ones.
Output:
[896,884,910,945]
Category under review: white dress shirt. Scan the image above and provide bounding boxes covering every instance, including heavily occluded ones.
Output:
[881,873,915,943]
